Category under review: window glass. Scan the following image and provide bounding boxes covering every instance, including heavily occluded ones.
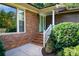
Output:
[18,9,24,32]
[0,4,17,33]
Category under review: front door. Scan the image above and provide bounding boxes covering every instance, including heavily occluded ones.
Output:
[46,15,52,29]
[39,14,46,32]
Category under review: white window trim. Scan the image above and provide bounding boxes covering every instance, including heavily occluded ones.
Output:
[0,32,26,35]
[17,8,19,33]
[0,6,26,35]
[24,10,26,33]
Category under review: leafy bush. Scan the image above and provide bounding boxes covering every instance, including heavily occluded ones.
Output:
[50,22,79,50]
[45,22,79,55]
[57,45,79,56]
[6,27,16,32]
[0,39,5,56]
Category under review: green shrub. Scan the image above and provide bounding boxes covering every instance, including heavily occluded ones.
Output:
[0,39,5,56]
[6,27,16,32]
[50,22,79,50]
[45,22,79,55]
[57,45,79,56]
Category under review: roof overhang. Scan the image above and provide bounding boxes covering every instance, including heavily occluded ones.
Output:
[5,3,39,13]
[4,3,55,14]
[40,6,55,14]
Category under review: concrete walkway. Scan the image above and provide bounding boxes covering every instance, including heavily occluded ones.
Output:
[5,43,43,56]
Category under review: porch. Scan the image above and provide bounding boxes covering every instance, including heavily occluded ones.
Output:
[5,10,55,56]
[34,10,55,47]
[37,7,79,47]
[5,43,43,56]
[0,3,59,50]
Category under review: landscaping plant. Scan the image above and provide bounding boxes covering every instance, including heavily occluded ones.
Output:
[0,38,5,56]
[45,22,79,56]
[57,45,79,56]
[45,38,55,53]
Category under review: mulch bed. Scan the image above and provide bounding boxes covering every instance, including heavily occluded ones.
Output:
[41,48,56,56]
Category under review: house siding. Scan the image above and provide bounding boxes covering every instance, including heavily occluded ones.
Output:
[55,12,79,24]
[0,10,39,50]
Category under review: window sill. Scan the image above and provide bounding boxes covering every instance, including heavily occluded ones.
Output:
[0,32,26,36]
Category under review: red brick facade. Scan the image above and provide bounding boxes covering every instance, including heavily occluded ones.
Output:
[26,10,39,39]
[55,12,79,24]
[0,10,39,50]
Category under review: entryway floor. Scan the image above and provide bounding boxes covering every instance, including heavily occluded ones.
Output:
[5,43,43,56]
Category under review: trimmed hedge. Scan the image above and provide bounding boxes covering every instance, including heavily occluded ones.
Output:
[45,22,79,55]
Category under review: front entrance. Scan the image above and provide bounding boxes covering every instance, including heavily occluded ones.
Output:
[39,14,46,32]
[46,15,52,29]
[39,14,52,32]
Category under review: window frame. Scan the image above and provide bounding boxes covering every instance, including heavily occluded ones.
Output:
[0,4,26,35]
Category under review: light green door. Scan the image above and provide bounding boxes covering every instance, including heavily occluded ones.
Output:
[39,15,46,32]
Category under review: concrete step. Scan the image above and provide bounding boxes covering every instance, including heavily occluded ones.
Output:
[32,39,43,44]
[33,37,43,40]
[32,39,43,43]
[32,32,43,45]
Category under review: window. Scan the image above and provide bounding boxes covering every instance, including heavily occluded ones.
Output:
[0,4,25,34]
[18,9,24,32]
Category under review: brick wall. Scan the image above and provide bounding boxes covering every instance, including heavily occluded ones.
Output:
[26,10,39,39]
[0,10,39,50]
[56,12,79,24]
